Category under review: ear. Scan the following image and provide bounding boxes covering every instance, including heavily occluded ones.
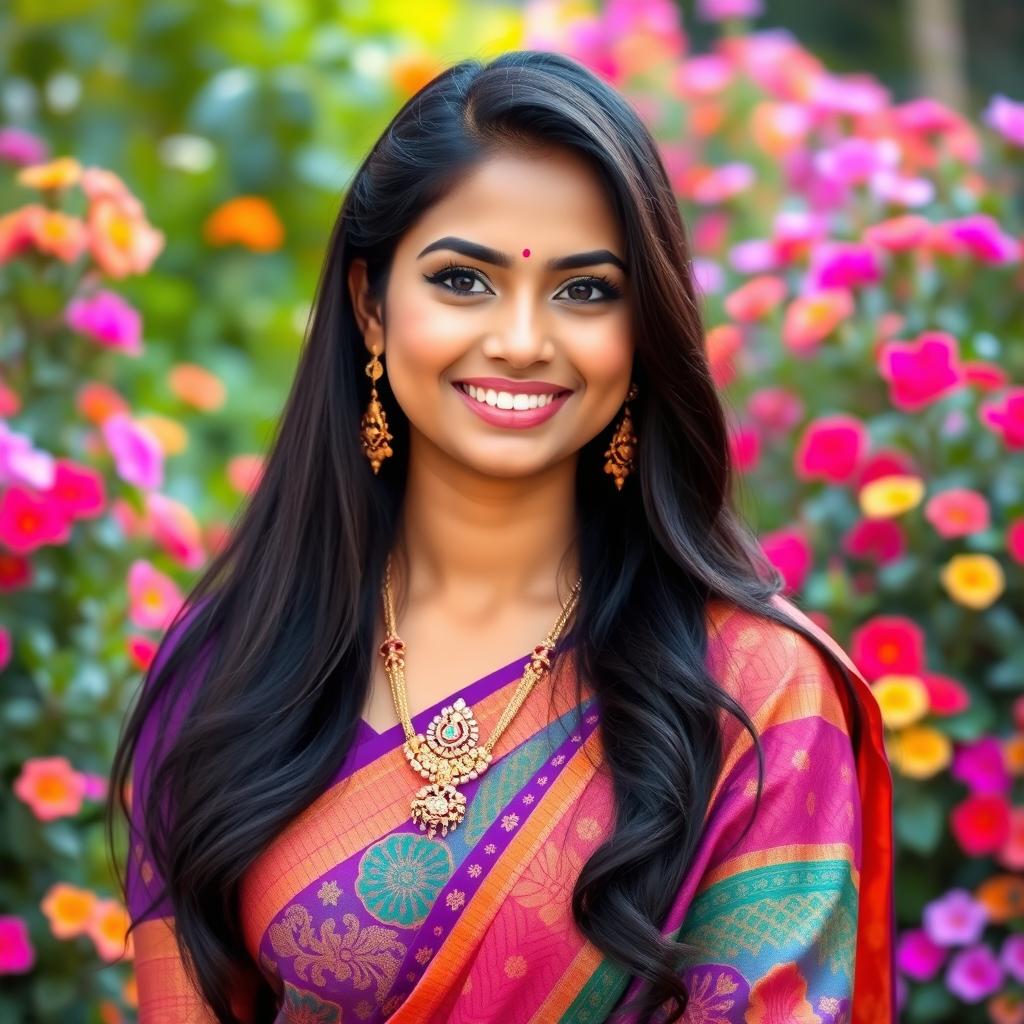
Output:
[347,257,385,355]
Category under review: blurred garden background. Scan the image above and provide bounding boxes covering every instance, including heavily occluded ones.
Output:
[1,0,1023,1021]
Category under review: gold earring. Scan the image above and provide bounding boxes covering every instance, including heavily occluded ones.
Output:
[360,348,394,474]
[603,382,639,491]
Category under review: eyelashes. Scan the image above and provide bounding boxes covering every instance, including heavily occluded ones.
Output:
[423,260,624,303]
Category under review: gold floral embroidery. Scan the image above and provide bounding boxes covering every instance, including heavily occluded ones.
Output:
[445,889,466,911]
[267,905,405,999]
[504,954,528,978]
[317,880,341,907]
[682,967,741,1023]
[501,813,520,831]
[415,946,433,964]
[513,841,584,926]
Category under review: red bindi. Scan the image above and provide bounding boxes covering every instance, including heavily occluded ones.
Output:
[522,248,531,258]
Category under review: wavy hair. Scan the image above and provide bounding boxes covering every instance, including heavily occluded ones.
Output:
[106,49,864,1023]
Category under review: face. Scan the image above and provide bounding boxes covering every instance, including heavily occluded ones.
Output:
[348,146,634,479]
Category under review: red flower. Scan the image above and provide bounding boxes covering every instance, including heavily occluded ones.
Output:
[842,518,906,564]
[951,794,1012,857]
[850,615,926,681]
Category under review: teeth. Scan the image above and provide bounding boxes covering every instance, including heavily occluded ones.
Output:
[459,383,564,409]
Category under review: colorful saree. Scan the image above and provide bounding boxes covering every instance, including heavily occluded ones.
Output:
[126,593,895,1023]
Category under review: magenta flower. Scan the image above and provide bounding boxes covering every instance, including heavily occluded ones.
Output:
[983,94,1024,147]
[951,737,1011,795]
[758,526,812,593]
[41,458,106,522]
[0,127,48,166]
[943,214,1022,264]
[81,773,108,801]
[696,0,762,21]
[945,944,1004,1002]
[64,289,143,356]
[897,928,947,981]
[0,916,35,974]
[794,413,868,484]
[923,889,988,946]
[747,387,804,436]
[980,388,1024,450]
[1001,935,1024,984]
[101,412,163,490]
[807,240,883,290]
[814,136,896,187]
[877,330,964,412]
[842,518,906,565]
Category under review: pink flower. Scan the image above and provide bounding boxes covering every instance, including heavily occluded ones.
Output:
[12,756,86,821]
[814,137,896,187]
[690,162,756,204]
[127,559,183,630]
[794,414,868,484]
[675,54,735,98]
[759,526,812,593]
[0,421,56,489]
[855,449,918,489]
[946,944,1004,1003]
[877,330,964,412]
[0,626,10,672]
[919,672,970,716]
[980,388,1024,449]
[942,214,1021,264]
[1002,935,1024,984]
[962,360,1008,391]
[81,773,108,801]
[65,289,143,356]
[862,215,932,252]
[723,274,787,322]
[1006,519,1024,565]
[747,387,804,436]
[869,170,934,208]
[951,794,1012,856]
[896,928,947,981]
[40,458,106,522]
[696,0,762,22]
[729,422,761,473]
[924,488,990,539]
[0,127,48,167]
[894,97,965,134]
[782,288,855,353]
[997,806,1024,871]
[951,738,1011,795]
[692,257,724,295]
[850,615,925,681]
[729,238,778,274]
[0,916,35,974]
[842,519,906,564]
[806,240,884,290]
[983,94,1024,147]
[0,485,71,553]
[145,492,206,570]
[923,889,988,946]
[101,412,163,490]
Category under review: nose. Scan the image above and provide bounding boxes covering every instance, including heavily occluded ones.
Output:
[482,294,553,366]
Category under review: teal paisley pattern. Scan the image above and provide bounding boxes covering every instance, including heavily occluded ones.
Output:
[279,980,343,1023]
[355,832,454,927]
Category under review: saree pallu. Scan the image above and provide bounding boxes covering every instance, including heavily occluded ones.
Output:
[127,593,895,1023]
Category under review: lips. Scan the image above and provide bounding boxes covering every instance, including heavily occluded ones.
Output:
[450,381,573,429]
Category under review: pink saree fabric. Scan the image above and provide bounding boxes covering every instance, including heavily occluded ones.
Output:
[127,593,895,1022]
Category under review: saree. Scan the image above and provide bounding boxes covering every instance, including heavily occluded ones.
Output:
[126,592,895,1023]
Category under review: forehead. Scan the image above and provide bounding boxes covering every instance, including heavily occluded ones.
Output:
[404,147,625,256]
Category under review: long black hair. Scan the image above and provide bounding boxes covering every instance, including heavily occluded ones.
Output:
[106,49,866,1023]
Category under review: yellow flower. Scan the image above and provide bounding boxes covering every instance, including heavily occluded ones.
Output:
[17,156,82,190]
[858,474,925,519]
[940,553,1005,610]
[886,725,952,779]
[136,414,188,456]
[871,675,930,729]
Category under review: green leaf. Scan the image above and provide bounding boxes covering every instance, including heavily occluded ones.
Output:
[895,791,944,855]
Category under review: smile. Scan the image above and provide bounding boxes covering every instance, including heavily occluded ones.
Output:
[451,382,573,429]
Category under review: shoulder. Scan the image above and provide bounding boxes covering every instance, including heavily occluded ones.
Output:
[703,594,862,749]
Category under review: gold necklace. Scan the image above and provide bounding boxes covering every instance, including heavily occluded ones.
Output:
[377,553,582,839]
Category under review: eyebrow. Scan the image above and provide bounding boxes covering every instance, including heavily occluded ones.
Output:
[416,236,628,274]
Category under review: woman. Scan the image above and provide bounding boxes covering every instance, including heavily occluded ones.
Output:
[107,50,896,1023]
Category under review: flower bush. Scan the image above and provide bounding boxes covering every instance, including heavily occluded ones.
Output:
[2,0,1022,1021]
[523,1,1023,1020]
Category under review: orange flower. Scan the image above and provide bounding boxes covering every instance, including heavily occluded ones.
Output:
[76,381,130,425]
[750,101,810,159]
[0,204,48,263]
[12,756,86,820]
[121,974,138,1009]
[40,882,98,939]
[86,898,133,962]
[203,196,284,252]
[781,288,854,352]
[975,873,1024,923]
[723,275,787,323]
[168,363,226,412]
[1004,735,1024,775]
[390,52,445,98]
[704,323,743,387]
[31,210,89,263]
[17,156,82,190]
[88,196,165,278]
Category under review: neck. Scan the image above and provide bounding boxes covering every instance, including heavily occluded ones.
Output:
[390,430,580,621]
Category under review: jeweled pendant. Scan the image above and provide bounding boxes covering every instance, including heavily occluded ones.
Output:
[411,781,467,838]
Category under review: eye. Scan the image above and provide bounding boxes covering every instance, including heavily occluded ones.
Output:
[554,275,624,304]
[423,263,492,296]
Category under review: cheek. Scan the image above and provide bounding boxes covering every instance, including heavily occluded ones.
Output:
[572,312,634,387]
[385,288,466,387]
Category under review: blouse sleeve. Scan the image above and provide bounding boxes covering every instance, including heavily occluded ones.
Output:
[126,603,262,1023]
[668,622,887,1024]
